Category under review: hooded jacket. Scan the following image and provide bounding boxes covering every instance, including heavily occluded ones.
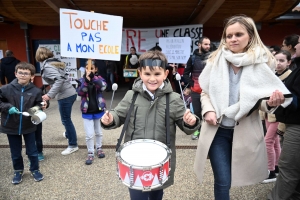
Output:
[0,56,20,85]
[77,74,107,113]
[0,79,43,135]
[101,77,200,190]
[41,58,76,100]
[183,49,210,93]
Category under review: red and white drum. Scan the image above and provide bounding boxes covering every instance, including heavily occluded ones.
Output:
[116,139,172,191]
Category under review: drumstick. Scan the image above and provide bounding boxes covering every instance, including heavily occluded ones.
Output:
[108,83,118,113]
[175,74,187,110]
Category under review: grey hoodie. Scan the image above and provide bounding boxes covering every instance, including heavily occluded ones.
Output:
[41,58,76,100]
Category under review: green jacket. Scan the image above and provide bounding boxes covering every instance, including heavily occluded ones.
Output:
[102,77,200,190]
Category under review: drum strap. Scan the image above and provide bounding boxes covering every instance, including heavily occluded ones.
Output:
[116,92,139,151]
[165,93,171,148]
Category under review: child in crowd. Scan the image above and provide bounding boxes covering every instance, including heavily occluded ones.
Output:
[101,51,200,200]
[182,87,192,108]
[0,62,46,184]
[261,50,292,183]
[77,60,107,165]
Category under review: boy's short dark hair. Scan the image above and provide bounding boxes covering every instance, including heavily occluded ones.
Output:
[138,51,168,71]
[15,62,36,75]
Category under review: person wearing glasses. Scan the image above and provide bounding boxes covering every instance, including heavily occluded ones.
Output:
[35,47,79,156]
[0,62,46,184]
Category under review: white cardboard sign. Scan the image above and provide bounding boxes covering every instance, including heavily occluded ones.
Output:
[159,37,191,63]
[60,8,123,61]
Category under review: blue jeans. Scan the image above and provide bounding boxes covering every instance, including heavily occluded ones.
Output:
[208,127,234,200]
[128,188,163,200]
[58,94,77,147]
[106,72,114,91]
[7,132,39,172]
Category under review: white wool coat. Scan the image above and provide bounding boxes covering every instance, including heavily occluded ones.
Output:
[194,47,292,186]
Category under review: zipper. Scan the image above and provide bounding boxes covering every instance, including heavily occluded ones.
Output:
[147,97,158,139]
[19,87,25,135]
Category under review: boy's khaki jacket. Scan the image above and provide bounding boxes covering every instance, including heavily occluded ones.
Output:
[102,78,200,190]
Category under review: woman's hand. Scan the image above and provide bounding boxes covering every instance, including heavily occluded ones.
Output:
[204,111,218,125]
[267,90,285,108]
[101,111,114,125]
[42,94,50,101]
[183,109,196,126]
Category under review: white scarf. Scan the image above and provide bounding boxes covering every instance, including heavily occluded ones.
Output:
[199,47,292,121]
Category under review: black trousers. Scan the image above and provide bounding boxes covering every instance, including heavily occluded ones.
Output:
[191,91,202,121]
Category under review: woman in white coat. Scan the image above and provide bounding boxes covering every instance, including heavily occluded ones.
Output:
[193,15,292,200]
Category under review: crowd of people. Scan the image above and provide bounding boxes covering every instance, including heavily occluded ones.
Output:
[0,14,299,200]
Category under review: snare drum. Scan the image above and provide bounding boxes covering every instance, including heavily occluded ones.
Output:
[116,139,172,191]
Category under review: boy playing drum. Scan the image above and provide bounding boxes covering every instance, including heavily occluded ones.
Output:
[101,50,200,200]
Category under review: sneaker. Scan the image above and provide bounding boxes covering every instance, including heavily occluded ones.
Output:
[61,146,79,155]
[12,171,24,184]
[191,130,200,140]
[97,148,105,158]
[31,170,44,182]
[275,165,279,176]
[262,171,276,184]
[38,152,44,161]
[85,154,94,165]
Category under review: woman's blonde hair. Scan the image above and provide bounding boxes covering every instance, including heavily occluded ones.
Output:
[35,47,54,62]
[208,15,275,67]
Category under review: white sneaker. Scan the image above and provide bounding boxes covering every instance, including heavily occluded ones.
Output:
[61,147,79,155]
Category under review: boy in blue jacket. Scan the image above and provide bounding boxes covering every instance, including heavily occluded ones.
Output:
[0,62,46,184]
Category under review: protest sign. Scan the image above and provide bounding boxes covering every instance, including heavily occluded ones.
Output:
[122,24,202,55]
[39,44,77,85]
[60,8,123,61]
[159,37,191,63]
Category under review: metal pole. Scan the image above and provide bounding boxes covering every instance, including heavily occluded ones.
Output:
[24,28,31,63]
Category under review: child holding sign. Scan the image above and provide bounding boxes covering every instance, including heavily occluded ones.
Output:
[77,60,107,165]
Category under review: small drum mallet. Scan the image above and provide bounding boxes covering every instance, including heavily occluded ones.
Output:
[175,73,187,110]
[108,83,118,112]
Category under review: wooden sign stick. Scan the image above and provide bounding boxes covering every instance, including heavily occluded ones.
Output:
[87,59,92,70]
[86,11,95,71]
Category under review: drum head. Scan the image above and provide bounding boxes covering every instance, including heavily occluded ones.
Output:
[120,142,167,166]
